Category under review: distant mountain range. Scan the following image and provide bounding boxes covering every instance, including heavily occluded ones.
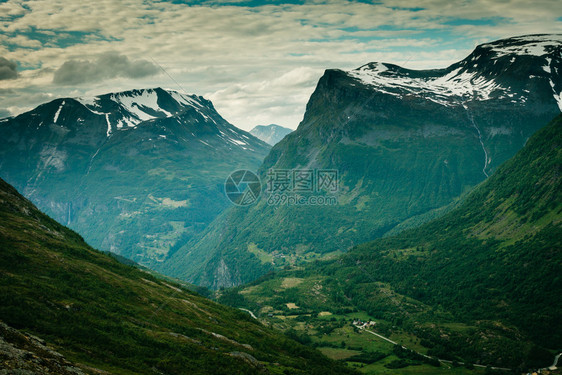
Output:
[1,33,561,374]
[0,177,355,375]
[226,113,562,370]
[161,34,562,289]
[0,88,270,266]
[249,124,293,145]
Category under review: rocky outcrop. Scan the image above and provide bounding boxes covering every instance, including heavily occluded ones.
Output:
[0,321,85,375]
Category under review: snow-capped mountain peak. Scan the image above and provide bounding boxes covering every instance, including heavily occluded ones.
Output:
[110,89,172,121]
[348,62,505,104]
[347,34,562,109]
[3,87,269,156]
[74,88,219,137]
[249,124,293,145]
[479,34,562,58]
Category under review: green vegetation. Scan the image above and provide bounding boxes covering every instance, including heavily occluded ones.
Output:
[164,54,560,289]
[218,115,562,372]
[0,178,355,374]
[0,90,271,271]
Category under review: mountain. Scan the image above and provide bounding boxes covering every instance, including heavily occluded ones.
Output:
[222,114,562,371]
[162,34,562,289]
[0,177,355,374]
[0,88,270,267]
[250,124,293,145]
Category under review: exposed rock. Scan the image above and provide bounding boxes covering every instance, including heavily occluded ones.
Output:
[229,351,266,371]
[0,321,85,374]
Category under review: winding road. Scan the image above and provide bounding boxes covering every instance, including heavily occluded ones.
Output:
[239,308,257,320]
[243,312,556,372]
[545,352,561,371]
[355,324,511,371]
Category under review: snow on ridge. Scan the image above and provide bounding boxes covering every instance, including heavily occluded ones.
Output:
[169,91,219,123]
[111,89,215,128]
[111,89,172,122]
[53,89,223,137]
[169,91,203,109]
[348,64,504,105]
[77,96,100,108]
[481,35,562,58]
[53,101,64,123]
[348,35,561,104]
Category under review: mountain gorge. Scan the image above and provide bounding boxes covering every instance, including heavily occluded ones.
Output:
[223,113,562,371]
[162,34,562,289]
[0,177,354,374]
[1,31,561,375]
[0,88,270,266]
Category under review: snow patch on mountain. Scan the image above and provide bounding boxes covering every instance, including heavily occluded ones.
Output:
[170,91,203,109]
[348,63,505,105]
[105,114,111,137]
[53,101,64,123]
[77,96,100,108]
[76,89,219,137]
[111,89,172,121]
[481,34,562,58]
[218,130,250,149]
[347,34,562,107]
[549,80,562,111]
[229,139,247,146]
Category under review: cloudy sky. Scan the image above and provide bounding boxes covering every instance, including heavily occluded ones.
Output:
[1,0,561,130]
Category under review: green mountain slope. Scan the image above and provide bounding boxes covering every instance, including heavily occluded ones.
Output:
[0,88,270,268]
[0,178,355,374]
[337,113,562,346]
[223,114,562,370]
[163,34,562,289]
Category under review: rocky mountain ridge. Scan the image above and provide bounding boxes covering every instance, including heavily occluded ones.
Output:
[0,87,270,266]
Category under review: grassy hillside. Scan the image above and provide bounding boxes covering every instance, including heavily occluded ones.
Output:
[337,113,562,347]
[0,177,355,374]
[219,115,562,371]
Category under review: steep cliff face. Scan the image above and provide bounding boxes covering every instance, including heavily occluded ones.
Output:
[162,34,562,289]
[0,88,270,266]
[325,113,562,359]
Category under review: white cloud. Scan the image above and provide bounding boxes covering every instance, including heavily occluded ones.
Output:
[53,52,159,85]
[0,57,18,80]
[0,0,561,129]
